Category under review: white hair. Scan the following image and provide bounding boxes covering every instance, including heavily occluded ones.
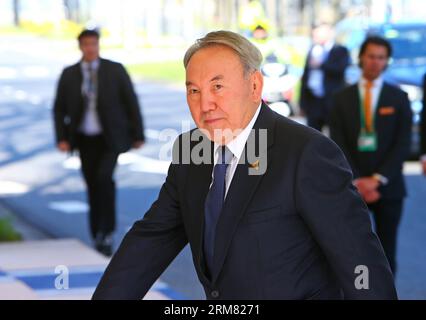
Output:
[183,30,263,76]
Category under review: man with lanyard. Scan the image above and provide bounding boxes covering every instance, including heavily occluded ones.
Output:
[329,36,412,274]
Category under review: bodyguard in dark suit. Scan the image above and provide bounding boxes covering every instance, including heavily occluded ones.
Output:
[330,36,412,274]
[300,23,349,131]
[93,31,396,300]
[53,29,145,256]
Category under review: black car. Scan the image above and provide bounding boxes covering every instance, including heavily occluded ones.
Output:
[338,22,426,159]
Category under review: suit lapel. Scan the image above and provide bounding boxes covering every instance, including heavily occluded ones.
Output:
[70,63,84,115]
[374,83,390,132]
[349,84,362,137]
[211,103,275,283]
[96,59,106,110]
[75,62,83,87]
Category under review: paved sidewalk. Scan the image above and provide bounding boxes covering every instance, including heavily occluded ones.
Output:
[0,202,185,300]
[0,238,183,300]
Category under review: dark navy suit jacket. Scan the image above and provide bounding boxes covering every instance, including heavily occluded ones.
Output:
[93,103,397,300]
[53,58,145,154]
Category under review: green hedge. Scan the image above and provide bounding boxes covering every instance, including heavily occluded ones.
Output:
[0,218,22,242]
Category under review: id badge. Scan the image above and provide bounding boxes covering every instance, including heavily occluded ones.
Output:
[358,132,377,152]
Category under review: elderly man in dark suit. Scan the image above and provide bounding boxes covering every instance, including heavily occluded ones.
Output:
[330,36,412,274]
[300,23,350,132]
[93,31,396,300]
[53,29,145,256]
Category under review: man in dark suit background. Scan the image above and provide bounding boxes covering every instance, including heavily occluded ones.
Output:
[300,23,350,131]
[93,31,396,300]
[330,36,412,274]
[53,29,145,256]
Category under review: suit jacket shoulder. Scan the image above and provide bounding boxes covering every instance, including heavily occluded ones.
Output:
[335,82,357,96]
[99,58,126,71]
[332,83,358,109]
[100,58,120,65]
[382,82,409,101]
[330,44,348,55]
[60,62,81,78]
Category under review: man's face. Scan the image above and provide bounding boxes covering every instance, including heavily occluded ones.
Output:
[185,45,263,144]
[253,28,268,40]
[360,43,389,80]
[79,36,100,62]
[312,25,332,46]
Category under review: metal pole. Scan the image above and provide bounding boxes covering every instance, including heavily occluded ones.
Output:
[13,0,20,27]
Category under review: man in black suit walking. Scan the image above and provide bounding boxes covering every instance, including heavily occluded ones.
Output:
[330,36,412,274]
[300,23,350,131]
[92,31,396,300]
[53,29,145,256]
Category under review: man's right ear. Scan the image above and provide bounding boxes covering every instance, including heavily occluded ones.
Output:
[251,70,263,101]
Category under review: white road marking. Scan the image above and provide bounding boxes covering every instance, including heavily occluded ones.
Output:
[122,154,170,174]
[48,201,88,214]
[62,156,81,170]
[0,181,30,195]
[0,67,18,79]
[22,66,50,78]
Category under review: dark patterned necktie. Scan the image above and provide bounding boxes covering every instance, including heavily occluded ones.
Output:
[203,145,233,273]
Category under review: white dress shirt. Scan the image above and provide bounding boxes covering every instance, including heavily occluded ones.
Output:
[211,103,262,198]
[307,41,334,97]
[79,59,103,135]
[358,76,389,185]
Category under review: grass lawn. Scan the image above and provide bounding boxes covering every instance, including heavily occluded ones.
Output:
[0,218,22,242]
[126,60,185,84]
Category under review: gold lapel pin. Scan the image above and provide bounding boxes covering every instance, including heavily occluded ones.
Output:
[249,160,260,170]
